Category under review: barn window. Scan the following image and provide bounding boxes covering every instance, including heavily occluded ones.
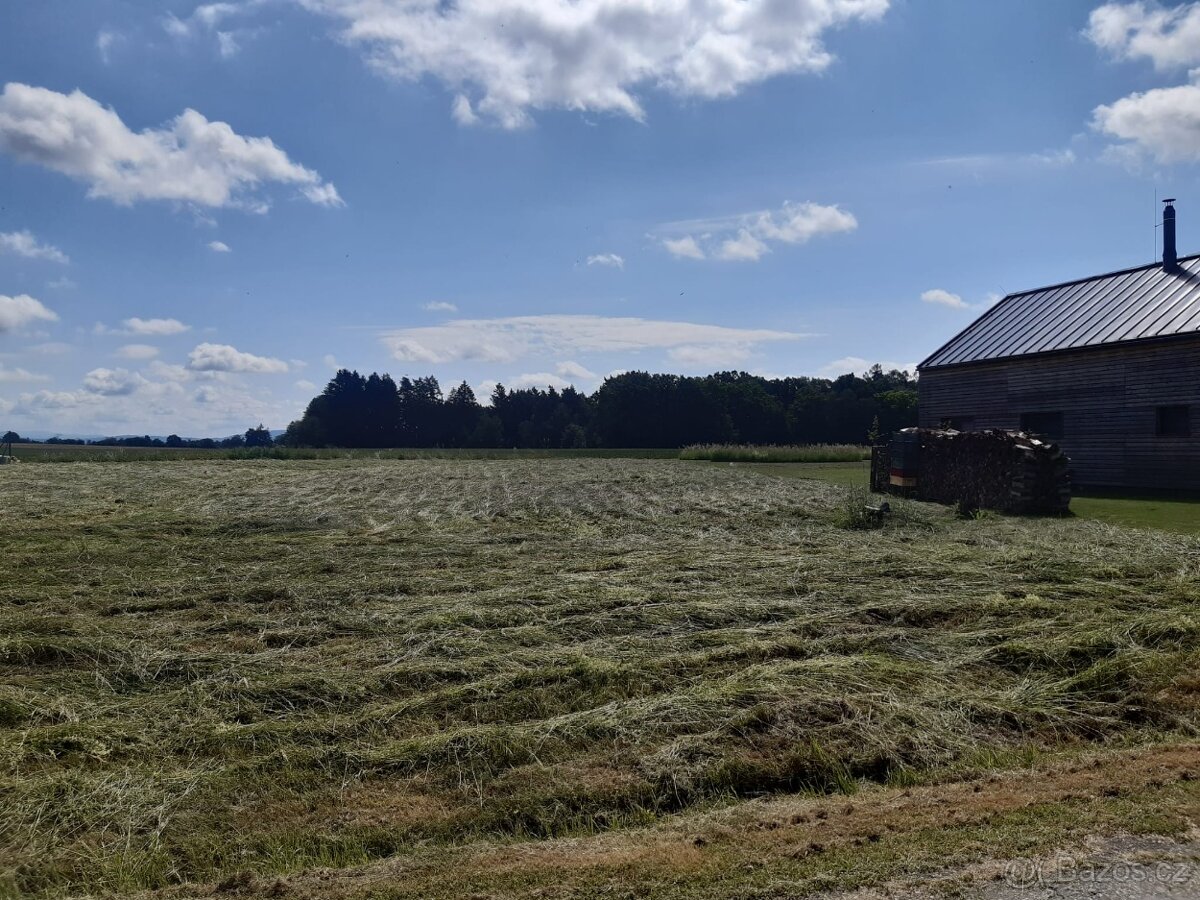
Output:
[941,416,975,432]
[1156,405,1190,438]
[1020,411,1064,440]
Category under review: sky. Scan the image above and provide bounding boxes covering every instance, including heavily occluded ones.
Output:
[1,0,1199,437]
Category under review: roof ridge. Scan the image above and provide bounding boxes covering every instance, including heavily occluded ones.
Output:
[1004,251,1200,300]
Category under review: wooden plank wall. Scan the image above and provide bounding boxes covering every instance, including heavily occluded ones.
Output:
[918,336,1200,490]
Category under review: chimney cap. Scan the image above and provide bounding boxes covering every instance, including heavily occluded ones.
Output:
[1164,198,1177,204]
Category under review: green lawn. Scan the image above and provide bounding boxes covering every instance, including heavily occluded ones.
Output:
[732,461,1200,535]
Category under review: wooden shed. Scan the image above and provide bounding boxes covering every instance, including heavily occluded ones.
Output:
[918,201,1200,491]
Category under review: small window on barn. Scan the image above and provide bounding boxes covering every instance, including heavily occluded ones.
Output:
[1020,411,1064,440]
[940,416,975,432]
[1156,405,1190,438]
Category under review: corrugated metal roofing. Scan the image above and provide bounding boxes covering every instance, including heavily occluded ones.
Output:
[920,253,1200,369]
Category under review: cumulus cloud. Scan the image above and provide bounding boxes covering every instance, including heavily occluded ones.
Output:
[556,360,596,380]
[423,300,458,313]
[921,288,969,309]
[1086,1,1200,70]
[817,356,916,379]
[0,230,69,263]
[208,240,231,253]
[662,235,706,260]
[660,201,857,262]
[116,343,160,360]
[123,317,191,336]
[382,314,809,364]
[716,230,770,262]
[188,342,289,373]
[1092,74,1200,164]
[0,363,49,383]
[14,389,87,412]
[451,94,479,126]
[299,0,889,127]
[586,253,624,269]
[509,372,575,390]
[0,82,342,209]
[164,2,244,37]
[0,294,57,332]
[83,367,146,396]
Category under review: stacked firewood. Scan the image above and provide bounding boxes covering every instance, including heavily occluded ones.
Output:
[872,428,1070,514]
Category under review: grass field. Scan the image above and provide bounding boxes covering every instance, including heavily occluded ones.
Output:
[1,459,1198,898]
[5,444,681,463]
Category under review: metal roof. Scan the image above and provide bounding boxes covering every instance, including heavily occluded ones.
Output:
[919,253,1200,369]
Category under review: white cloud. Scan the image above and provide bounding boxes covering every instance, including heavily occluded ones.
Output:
[322,353,339,370]
[556,360,596,380]
[383,314,809,364]
[295,379,317,391]
[83,367,147,396]
[662,235,706,260]
[147,360,193,382]
[122,317,191,336]
[587,253,625,269]
[0,230,69,263]
[15,389,87,412]
[96,29,121,65]
[423,300,458,313]
[661,201,857,262]
[716,230,770,262]
[667,343,753,366]
[217,31,241,57]
[1092,75,1200,164]
[921,288,969,310]
[188,342,289,373]
[0,82,341,209]
[0,363,49,383]
[10,362,295,436]
[116,343,160,360]
[510,372,574,390]
[299,0,889,128]
[451,94,479,126]
[817,356,917,379]
[208,240,231,253]
[0,294,57,333]
[1086,1,1200,71]
[923,148,1077,169]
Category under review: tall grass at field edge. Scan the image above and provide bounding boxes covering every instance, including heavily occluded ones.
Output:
[680,443,870,463]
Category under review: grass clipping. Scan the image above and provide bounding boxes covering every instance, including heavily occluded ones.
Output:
[0,458,1197,897]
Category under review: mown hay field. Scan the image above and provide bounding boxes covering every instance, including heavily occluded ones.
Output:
[1,459,1198,898]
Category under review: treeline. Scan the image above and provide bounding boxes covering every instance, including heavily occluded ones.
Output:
[2,427,275,449]
[281,367,917,449]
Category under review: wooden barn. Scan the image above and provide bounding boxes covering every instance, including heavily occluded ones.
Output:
[918,200,1200,491]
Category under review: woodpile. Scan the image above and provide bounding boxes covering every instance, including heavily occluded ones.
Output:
[872,428,1070,515]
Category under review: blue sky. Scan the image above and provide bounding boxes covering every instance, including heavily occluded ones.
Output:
[1,0,1199,436]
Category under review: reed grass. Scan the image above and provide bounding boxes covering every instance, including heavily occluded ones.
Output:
[679,444,870,463]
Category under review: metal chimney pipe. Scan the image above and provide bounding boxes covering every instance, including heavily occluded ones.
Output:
[1163,199,1178,272]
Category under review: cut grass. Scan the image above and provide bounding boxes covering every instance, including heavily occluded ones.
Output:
[8,445,681,463]
[0,458,1198,898]
[679,444,870,463]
